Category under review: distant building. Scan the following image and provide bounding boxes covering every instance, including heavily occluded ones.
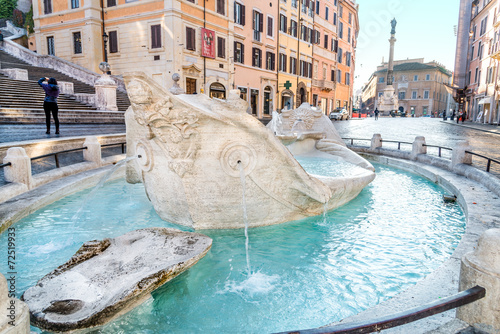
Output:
[362,58,453,117]
[454,0,500,124]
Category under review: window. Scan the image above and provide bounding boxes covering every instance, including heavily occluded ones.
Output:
[301,0,307,13]
[337,69,342,84]
[425,74,430,81]
[474,67,479,82]
[109,31,118,53]
[339,5,343,18]
[346,52,351,67]
[480,16,488,35]
[424,90,430,99]
[325,7,329,20]
[331,69,335,81]
[398,91,405,100]
[252,47,262,67]
[47,36,55,55]
[43,0,52,14]
[151,24,162,49]
[217,0,225,15]
[253,11,263,41]
[267,16,274,37]
[332,39,338,52]
[71,0,79,9]
[239,87,247,101]
[290,57,297,74]
[347,27,351,43]
[291,0,297,8]
[234,41,244,63]
[234,3,245,25]
[477,42,482,58]
[72,32,82,54]
[348,12,352,24]
[378,92,383,98]
[185,26,195,51]
[412,91,417,99]
[266,52,275,70]
[333,12,337,25]
[279,53,287,72]
[217,36,225,58]
[413,75,418,81]
[339,22,343,39]
[337,47,342,63]
[478,70,482,84]
[280,14,287,33]
[324,34,328,48]
[107,0,116,6]
[290,20,297,37]
[316,0,320,14]
[487,66,494,83]
[379,76,384,83]
[345,72,350,85]
[471,45,475,60]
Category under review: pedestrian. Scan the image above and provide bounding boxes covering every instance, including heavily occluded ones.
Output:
[451,109,456,121]
[462,110,467,123]
[374,108,379,120]
[38,77,60,134]
[442,110,447,121]
[457,110,463,124]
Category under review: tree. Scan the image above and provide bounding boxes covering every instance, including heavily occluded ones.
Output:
[24,5,33,33]
[0,0,17,19]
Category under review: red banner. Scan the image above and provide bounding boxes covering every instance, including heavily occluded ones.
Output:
[201,28,215,59]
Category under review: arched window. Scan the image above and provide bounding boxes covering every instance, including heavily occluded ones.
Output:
[209,82,226,99]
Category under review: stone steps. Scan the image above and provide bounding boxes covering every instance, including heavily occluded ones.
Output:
[0,50,131,112]
[0,108,125,124]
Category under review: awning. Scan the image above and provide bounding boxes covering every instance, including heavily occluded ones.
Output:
[444,83,460,95]
[478,97,491,105]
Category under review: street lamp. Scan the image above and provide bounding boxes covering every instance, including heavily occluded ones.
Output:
[102,32,111,74]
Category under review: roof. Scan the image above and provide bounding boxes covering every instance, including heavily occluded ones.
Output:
[375,62,451,76]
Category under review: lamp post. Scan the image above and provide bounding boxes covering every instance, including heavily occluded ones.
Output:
[102,32,111,74]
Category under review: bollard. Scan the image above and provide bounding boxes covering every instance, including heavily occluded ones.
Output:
[458,228,500,332]
[3,147,33,189]
[370,134,382,150]
[83,136,102,166]
[410,136,426,160]
[452,140,472,167]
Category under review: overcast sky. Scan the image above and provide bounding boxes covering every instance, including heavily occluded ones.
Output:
[354,0,460,92]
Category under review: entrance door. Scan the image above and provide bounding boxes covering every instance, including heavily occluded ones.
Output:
[281,92,293,110]
[299,88,306,105]
[263,86,271,115]
[251,89,259,115]
[210,82,226,99]
[186,78,197,94]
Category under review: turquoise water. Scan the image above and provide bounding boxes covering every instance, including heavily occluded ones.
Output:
[0,161,465,333]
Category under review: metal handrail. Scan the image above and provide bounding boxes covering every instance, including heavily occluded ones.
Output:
[276,285,485,334]
[101,142,126,154]
[31,147,88,169]
[466,150,500,173]
[0,162,12,169]
[380,139,412,150]
[341,138,371,146]
[423,144,453,158]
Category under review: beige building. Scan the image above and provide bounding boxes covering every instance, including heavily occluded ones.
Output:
[363,58,453,117]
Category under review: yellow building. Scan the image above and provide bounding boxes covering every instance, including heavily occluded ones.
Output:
[32,0,234,96]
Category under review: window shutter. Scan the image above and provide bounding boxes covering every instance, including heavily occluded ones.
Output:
[284,54,287,72]
[271,53,275,70]
[259,13,264,32]
[234,41,237,61]
[268,16,272,36]
[252,48,256,67]
[241,5,245,25]
[241,43,245,63]
[109,31,118,53]
[259,49,262,67]
[222,38,226,58]
[284,17,288,32]
[217,37,223,58]
[253,11,256,30]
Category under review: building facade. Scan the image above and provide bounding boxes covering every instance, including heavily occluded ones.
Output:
[455,0,500,124]
[362,58,453,117]
[31,0,358,119]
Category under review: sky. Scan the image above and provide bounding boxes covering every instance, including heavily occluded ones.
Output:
[354,0,460,93]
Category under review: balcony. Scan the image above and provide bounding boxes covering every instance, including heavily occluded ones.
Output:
[312,79,335,91]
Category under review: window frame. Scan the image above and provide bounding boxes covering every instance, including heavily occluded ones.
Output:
[185,26,196,51]
[151,24,163,50]
[72,31,82,54]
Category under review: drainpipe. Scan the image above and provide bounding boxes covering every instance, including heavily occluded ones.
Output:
[297,0,301,107]
[100,0,106,63]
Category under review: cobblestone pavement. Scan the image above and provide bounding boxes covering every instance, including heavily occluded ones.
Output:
[0,124,126,144]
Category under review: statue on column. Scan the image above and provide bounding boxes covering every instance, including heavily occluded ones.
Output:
[391,18,397,34]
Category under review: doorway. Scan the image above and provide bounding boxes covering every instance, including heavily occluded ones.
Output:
[186,78,197,94]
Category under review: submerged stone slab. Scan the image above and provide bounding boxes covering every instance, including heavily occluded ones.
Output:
[22,228,212,332]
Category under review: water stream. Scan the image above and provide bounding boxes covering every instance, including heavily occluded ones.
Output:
[238,162,251,275]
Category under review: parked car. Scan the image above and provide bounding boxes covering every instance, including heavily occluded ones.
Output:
[329,109,349,121]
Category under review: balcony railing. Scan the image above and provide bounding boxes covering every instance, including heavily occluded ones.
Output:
[312,79,335,91]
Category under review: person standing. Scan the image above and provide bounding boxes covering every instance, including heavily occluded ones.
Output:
[374,108,379,120]
[457,110,463,124]
[38,77,60,134]
[462,110,467,123]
